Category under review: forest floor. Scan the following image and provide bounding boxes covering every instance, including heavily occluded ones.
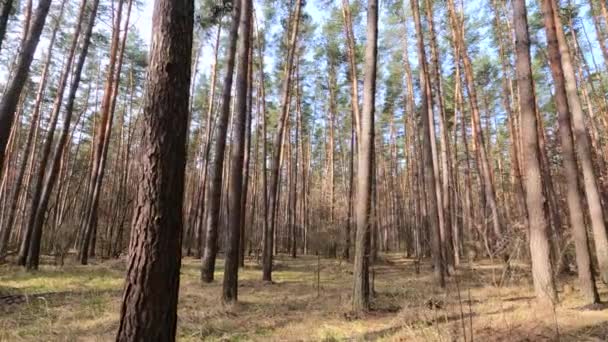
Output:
[1,253,607,341]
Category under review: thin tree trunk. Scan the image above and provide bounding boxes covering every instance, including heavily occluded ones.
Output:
[0,0,52,171]
[223,0,251,303]
[201,0,242,283]
[424,0,454,272]
[0,11,56,255]
[411,0,445,287]
[341,0,359,260]
[541,0,599,303]
[80,0,133,264]
[352,0,378,313]
[24,0,97,269]
[447,0,502,243]
[239,45,254,268]
[0,0,14,53]
[552,0,608,284]
[263,0,302,282]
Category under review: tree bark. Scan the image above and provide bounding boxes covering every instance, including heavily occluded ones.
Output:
[0,0,52,171]
[24,0,97,269]
[80,0,133,264]
[115,0,193,339]
[541,0,599,304]
[447,0,502,243]
[0,7,56,255]
[424,0,454,271]
[223,0,251,303]
[0,0,14,53]
[513,0,557,304]
[263,0,302,282]
[352,0,377,313]
[552,0,608,284]
[411,0,445,287]
[201,0,241,283]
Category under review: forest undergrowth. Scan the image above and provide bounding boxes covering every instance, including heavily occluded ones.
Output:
[1,253,607,341]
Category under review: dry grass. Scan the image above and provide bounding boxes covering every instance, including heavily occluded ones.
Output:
[1,253,607,341]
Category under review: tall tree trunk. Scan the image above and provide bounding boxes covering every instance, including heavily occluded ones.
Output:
[24,0,97,270]
[290,66,301,259]
[411,0,445,287]
[223,0,251,303]
[262,0,302,282]
[352,0,377,313]
[341,0,360,136]
[239,45,254,267]
[0,0,52,171]
[447,0,502,243]
[424,0,454,271]
[17,1,72,267]
[80,0,133,264]
[115,0,193,339]
[0,0,14,53]
[201,0,241,283]
[513,0,557,304]
[541,0,599,304]
[0,9,56,255]
[341,0,359,260]
[490,0,526,222]
[552,0,608,284]
[327,62,336,239]
[194,22,222,258]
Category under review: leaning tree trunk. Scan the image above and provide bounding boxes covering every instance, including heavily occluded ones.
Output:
[80,0,133,264]
[0,0,52,172]
[263,0,302,282]
[352,0,378,313]
[552,0,608,284]
[17,0,72,268]
[0,6,57,256]
[447,0,502,243]
[411,0,445,287]
[115,0,193,339]
[513,0,557,304]
[541,0,599,304]
[424,0,454,271]
[0,0,14,53]
[200,0,241,283]
[24,0,99,270]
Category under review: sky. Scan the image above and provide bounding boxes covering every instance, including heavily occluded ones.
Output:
[135,0,327,47]
[136,0,154,46]
[134,0,328,75]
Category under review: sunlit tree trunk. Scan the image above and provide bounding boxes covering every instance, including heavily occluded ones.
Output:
[223,0,252,303]
[447,0,502,243]
[352,0,377,312]
[263,0,302,282]
[0,0,52,171]
[424,0,454,271]
[411,0,445,287]
[541,0,599,304]
[201,1,241,283]
[80,0,133,263]
[116,0,193,339]
[0,0,14,53]
[513,0,557,304]
[552,0,608,284]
